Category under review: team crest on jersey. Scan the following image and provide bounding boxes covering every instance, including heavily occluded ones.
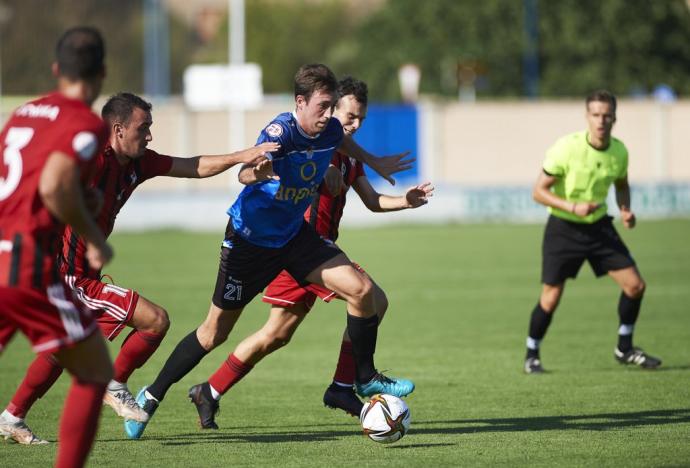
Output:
[266,123,283,138]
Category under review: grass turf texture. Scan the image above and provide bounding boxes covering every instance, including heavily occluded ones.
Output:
[1,219,689,467]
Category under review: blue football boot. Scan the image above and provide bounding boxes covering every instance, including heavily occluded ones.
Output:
[124,386,158,439]
[355,372,415,398]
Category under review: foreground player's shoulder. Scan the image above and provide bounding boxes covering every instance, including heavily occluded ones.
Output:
[54,96,108,163]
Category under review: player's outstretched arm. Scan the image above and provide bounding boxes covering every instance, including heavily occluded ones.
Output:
[166,142,280,179]
[532,170,599,217]
[614,176,636,229]
[39,151,112,270]
[338,134,415,186]
[238,158,280,185]
[353,177,434,212]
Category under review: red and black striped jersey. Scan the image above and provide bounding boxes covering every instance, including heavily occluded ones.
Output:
[304,150,364,241]
[60,147,173,279]
[0,92,108,289]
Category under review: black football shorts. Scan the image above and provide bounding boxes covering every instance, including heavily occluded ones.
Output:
[541,215,636,285]
[211,219,343,309]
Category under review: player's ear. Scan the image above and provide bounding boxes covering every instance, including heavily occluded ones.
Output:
[295,95,306,110]
[51,62,59,78]
[113,122,124,138]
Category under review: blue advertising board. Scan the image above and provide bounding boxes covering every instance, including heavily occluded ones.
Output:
[352,104,419,187]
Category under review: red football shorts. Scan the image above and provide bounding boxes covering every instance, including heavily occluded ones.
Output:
[262,263,365,311]
[65,275,140,341]
[0,282,98,354]
[0,319,17,352]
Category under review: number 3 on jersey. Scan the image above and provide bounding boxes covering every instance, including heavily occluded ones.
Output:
[0,127,34,200]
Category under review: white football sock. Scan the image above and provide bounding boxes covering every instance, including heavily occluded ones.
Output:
[0,409,22,423]
[526,337,541,350]
[209,383,221,401]
[107,380,126,392]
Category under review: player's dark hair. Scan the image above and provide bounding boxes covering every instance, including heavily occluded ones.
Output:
[101,92,152,126]
[337,76,368,106]
[586,89,617,113]
[294,64,337,102]
[55,26,105,80]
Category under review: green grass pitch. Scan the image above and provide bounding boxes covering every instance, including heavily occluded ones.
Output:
[1,219,689,467]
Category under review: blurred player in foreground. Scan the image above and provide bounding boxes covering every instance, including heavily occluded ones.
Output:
[126,64,417,438]
[186,76,433,428]
[523,90,661,374]
[0,92,275,443]
[0,27,113,468]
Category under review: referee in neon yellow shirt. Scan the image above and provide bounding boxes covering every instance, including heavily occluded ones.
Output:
[524,90,661,374]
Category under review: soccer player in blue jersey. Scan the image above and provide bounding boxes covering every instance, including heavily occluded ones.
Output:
[125,64,415,437]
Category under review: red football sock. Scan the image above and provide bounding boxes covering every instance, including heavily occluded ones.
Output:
[113,330,165,383]
[55,378,106,468]
[7,353,63,418]
[208,353,253,395]
[332,340,355,385]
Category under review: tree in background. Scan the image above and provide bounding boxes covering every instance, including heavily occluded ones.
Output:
[350,0,690,100]
[0,0,688,100]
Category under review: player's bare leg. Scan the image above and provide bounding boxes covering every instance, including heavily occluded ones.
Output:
[104,296,169,422]
[608,266,660,368]
[307,253,414,398]
[525,282,565,374]
[53,331,113,468]
[187,305,309,429]
[125,304,243,438]
[232,304,308,365]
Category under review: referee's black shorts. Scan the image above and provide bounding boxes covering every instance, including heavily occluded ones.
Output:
[541,214,636,285]
[211,219,343,310]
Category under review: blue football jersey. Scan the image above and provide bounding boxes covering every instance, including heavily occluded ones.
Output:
[228,112,344,247]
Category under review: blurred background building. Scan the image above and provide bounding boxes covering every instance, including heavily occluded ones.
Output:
[0,0,689,229]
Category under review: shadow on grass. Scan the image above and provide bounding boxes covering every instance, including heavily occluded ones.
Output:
[100,408,690,445]
[414,408,690,434]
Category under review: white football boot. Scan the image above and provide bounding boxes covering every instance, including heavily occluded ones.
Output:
[0,414,49,445]
[103,385,150,422]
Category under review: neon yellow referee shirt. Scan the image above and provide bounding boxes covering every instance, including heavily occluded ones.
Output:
[542,131,628,224]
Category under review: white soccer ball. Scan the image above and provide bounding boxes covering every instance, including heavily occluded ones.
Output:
[359,394,411,444]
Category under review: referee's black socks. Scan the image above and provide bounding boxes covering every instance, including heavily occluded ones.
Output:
[526,302,554,359]
[617,292,643,352]
[148,330,209,401]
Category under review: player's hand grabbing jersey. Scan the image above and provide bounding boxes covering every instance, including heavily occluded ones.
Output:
[306,151,364,242]
[228,112,344,247]
[0,92,108,288]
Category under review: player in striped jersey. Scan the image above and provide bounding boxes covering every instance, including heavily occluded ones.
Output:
[185,77,433,427]
[0,92,276,442]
